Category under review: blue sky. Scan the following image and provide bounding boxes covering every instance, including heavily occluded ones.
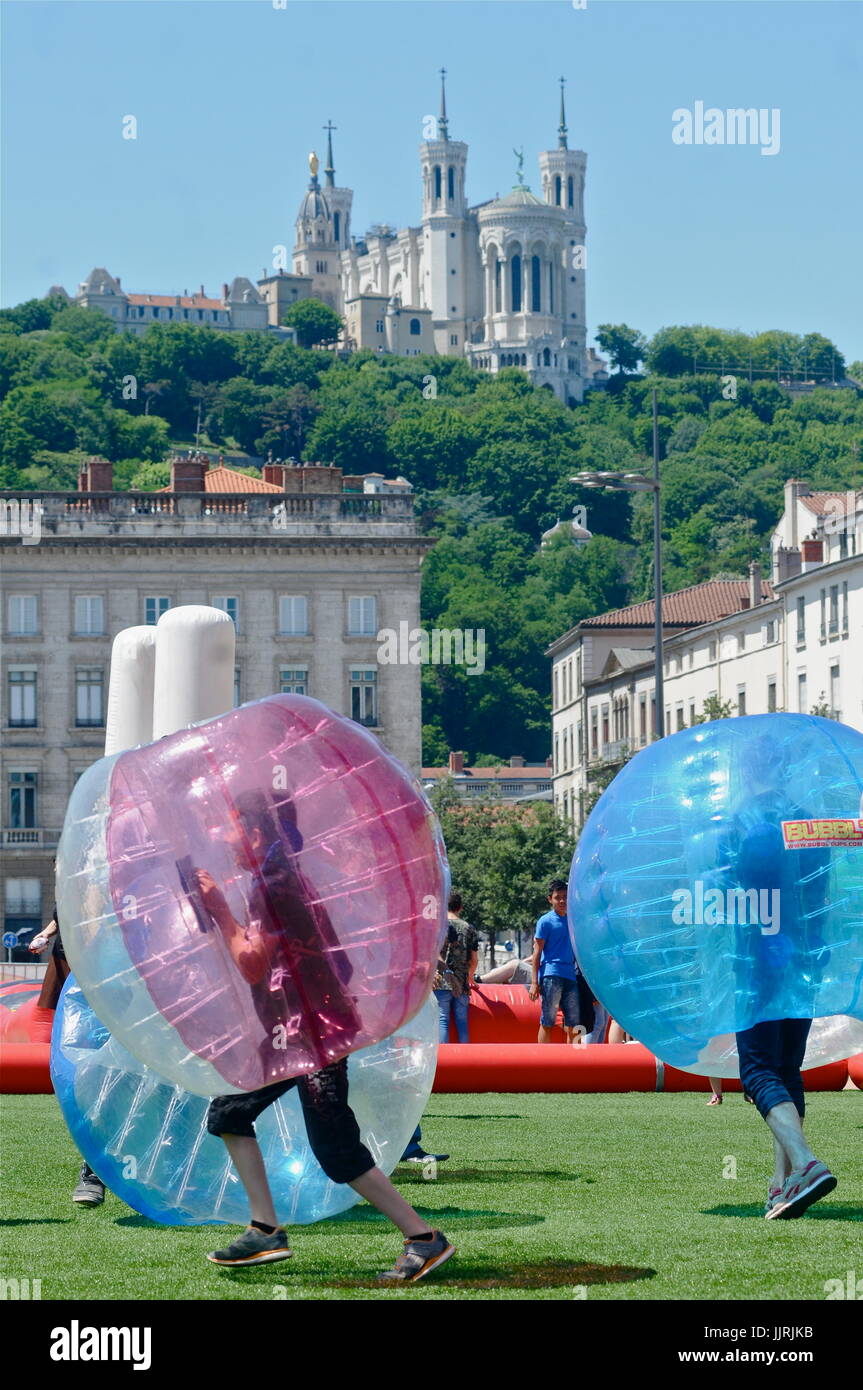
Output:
[3,0,861,362]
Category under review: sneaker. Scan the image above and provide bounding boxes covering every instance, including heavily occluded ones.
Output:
[72,1163,105,1206]
[767,1161,837,1221]
[206,1225,292,1266]
[764,1184,784,1217]
[378,1230,455,1284]
[401,1146,450,1164]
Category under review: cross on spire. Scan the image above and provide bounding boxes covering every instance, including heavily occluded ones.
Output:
[558,76,568,149]
[323,120,337,186]
[438,66,449,141]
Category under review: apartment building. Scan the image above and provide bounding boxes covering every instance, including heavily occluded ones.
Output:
[548,480,863,828]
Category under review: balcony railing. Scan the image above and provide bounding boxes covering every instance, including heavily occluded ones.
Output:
[0,491,415,530]
[2,828,61,847]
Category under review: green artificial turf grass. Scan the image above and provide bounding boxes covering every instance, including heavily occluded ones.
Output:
[1,1090,859,1302]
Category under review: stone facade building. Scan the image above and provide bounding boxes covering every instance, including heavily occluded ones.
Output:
[0,455,430,948]
[548,480,863,828]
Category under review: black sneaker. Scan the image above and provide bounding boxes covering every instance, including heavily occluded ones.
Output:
[401,1146,450,1164]
[379,1230,455,1283]
[72,1163,105,1206]
[206,1225,292,1266]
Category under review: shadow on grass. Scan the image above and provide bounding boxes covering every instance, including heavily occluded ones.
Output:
[329,1259,655,1292]
[704,1204,860,1221]
[0,1218,70,1226]
[424,1114,527,1121]
[397,1167,589,1185]
[329,1204,545,1231]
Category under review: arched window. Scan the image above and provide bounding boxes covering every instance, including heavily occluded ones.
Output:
[334,211,340,242]
[494,258,501,312]
[521,353,527,366]
[511,254,522,313]
[531,255,541,312]
[434,166,442,200]
[409,317,421,335]
[554,174,562,206]
[567,175,574,208]
[543,347,551,367]
[447,166,455,200]
[548,260,554,313]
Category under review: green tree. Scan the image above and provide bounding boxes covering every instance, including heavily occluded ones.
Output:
[595,323,647,375]
[282,299,343,349]
[428,784,575,942]
[130,461,171,490]
[692,695,736,723]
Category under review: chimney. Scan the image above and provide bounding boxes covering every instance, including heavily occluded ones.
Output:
[775,545,802,583]
[222,283,229,301]
[263,463,287,488]
[801,538,823,572]
[748,561,762,609]
[200,285,205,297]
[545,756,553,768]
[170,451,208,492]
[448,751,465,774]
[116,276,121,287]
[78,455,114,492]
[784,479,810,549]
[509,755,526,767]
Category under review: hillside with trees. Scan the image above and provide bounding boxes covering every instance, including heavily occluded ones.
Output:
[1,299,860,763]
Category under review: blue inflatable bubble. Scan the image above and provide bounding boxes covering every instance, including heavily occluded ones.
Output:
[50,976,438,1226]
[570,714,863,1073]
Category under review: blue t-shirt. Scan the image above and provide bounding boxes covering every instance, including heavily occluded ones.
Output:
[534,909,578,981]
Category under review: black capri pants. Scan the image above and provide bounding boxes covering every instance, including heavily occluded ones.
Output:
[206,1057,375,1185]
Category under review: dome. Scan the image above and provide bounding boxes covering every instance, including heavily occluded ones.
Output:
[298,181,331,224]
[487,187,546,210]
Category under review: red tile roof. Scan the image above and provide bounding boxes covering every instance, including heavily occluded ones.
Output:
[801,491,855,515]
[201,465,283,493]
[580,578,775,629]
[126,292,223,309]
[159,464,284,494]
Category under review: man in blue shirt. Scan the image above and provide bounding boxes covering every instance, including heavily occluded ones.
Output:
[529,878,593,1043]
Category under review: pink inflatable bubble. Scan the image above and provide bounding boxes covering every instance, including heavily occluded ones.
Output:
[57,695,449,1096]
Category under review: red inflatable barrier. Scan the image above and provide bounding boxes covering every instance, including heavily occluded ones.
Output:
[459,984,542,1043]
[433,1044,852,1094]
[434,1042,659,1092]
[0,1042,53,1094]
[0,980,55,1093]
[848,1053,863,1089]
[661,1059,849,1093]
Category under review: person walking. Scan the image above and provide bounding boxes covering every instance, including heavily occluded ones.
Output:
[433,892,479,1044]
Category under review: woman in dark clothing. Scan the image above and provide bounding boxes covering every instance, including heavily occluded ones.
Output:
[29,896,105,1206]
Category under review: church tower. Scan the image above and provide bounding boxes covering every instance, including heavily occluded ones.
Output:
[420,69,470,356]
[293,146,343,311]
[320,121,353,301]
[538,79,587,372]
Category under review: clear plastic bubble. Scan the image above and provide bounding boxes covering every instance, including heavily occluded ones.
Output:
[51,976,439,1226]
[57,695,449,1095]
[570,714,863,1074]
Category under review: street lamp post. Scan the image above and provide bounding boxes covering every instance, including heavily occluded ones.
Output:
[571,386,665,738]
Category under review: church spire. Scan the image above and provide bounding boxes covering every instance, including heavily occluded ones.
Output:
[558,76,568,149]
[323,120,336,186]
[438,66,449,141]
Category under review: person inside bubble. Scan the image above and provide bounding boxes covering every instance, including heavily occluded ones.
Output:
[720,729,836,1219]
[191,787,361,1076]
